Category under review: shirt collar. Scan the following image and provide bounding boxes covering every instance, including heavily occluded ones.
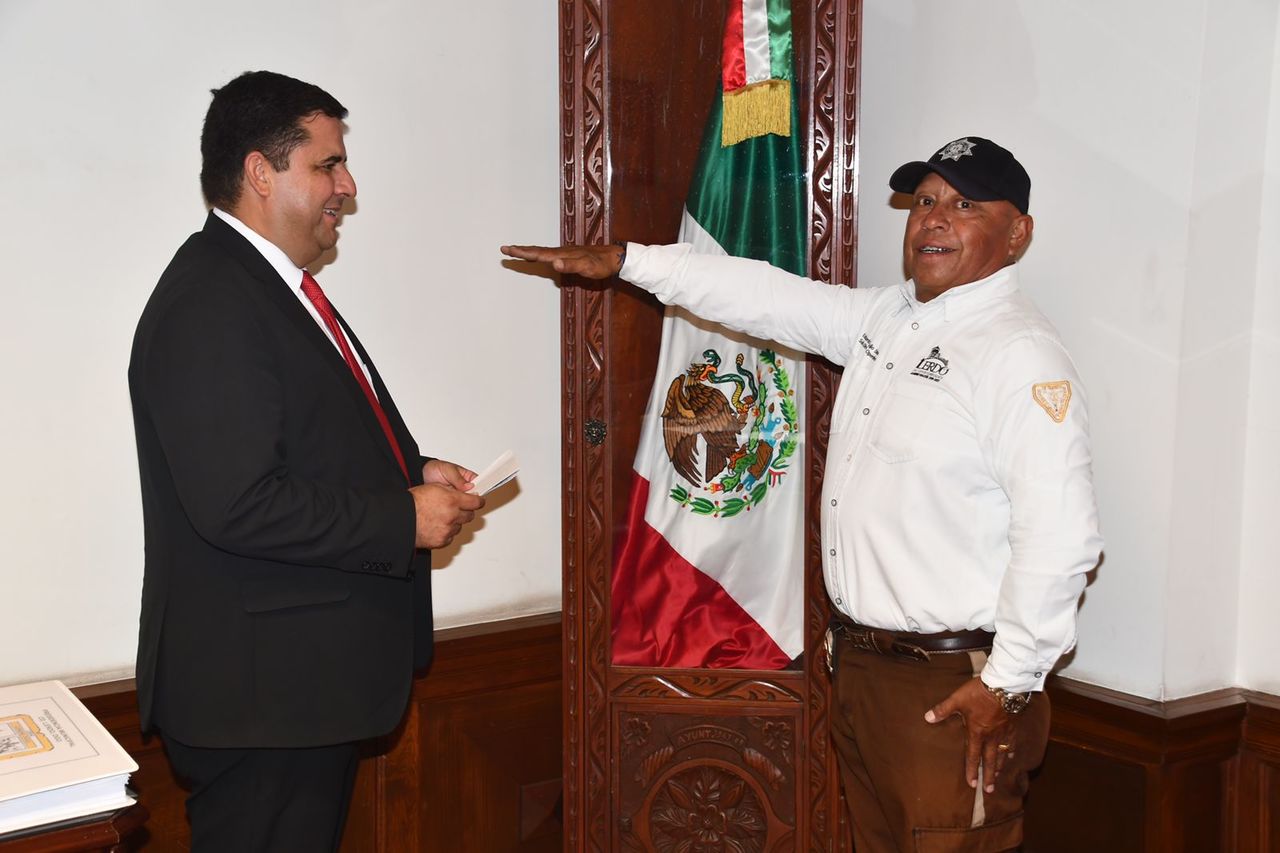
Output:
[212,208,306,290]
[899,264,1020,322]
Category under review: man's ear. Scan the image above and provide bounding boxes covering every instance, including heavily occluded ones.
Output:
[1008,214,1034,262]
[243,151,273,200]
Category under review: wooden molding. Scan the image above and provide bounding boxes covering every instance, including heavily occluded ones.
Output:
[803,1,860,849]
[557,4,610,850]
[1235,696,1280,853]
[1025,677,1278,853]
[66,614,563,853]
[1242,692,1280,762]
[1048,678,1246,764]
[24,624,1280,852]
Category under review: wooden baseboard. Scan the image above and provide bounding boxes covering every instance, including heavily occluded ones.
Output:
[65,634,1278,852]
[1024,678,1278,853]
[71,613,564,853]
[1233,695,1280,853]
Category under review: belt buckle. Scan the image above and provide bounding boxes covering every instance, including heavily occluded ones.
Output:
[846,628,877,654]
[889,640,930,662]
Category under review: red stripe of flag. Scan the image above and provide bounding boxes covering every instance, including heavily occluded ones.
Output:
[611,475,790,669]
[721,0,747,92]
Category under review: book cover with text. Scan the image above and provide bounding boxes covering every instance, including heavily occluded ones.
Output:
[0,680,136,836]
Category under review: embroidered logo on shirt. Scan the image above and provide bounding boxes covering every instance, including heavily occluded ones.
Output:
[937,138,977,161]
[1032,380,1072,423]
[910,346,950,382]
[859,333,879,361]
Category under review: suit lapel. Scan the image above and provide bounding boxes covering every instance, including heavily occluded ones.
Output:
[201,213,411,480]
[334,310,422,486]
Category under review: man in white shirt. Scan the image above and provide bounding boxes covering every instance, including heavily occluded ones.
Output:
[503,136,1102,851]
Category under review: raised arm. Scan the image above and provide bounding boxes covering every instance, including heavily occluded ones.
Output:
[502,241,873,365]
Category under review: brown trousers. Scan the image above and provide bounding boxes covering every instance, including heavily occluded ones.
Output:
[829,633,1051,853]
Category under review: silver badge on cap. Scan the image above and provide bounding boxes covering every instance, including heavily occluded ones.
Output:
[937,138,976,161]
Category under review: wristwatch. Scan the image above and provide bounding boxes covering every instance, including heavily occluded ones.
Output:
[982,681,1032,715]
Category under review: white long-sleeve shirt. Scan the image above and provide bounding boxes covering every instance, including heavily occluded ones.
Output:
[621,242,1103,693]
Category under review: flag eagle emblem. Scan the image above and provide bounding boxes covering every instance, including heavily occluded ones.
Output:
[664,348,799,518]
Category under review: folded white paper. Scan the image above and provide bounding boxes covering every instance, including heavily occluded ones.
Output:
[471,450,518,496]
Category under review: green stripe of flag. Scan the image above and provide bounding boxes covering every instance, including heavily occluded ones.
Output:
[685,82,806,276]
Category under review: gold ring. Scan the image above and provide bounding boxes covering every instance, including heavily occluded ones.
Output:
[996,744,1011,752]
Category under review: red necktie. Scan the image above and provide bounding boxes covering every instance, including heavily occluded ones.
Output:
[301,272,409,480]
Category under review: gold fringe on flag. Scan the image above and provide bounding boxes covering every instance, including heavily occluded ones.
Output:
[721,78,791,147]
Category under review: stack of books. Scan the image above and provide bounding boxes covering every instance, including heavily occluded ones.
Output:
[0,680,137,836]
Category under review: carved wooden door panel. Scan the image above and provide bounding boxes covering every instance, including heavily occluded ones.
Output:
[558,1,861,849]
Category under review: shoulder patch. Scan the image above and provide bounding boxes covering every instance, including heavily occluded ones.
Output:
[1032,380,1072,423]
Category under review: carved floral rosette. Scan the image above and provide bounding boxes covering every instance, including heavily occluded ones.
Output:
[615,713,800,852]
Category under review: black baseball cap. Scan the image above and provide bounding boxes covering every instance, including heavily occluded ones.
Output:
[889,136,1031,214]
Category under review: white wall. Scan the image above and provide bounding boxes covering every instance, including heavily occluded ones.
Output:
[5,0,1277,702]
[859,0,1280,699]
[1164,0,1276,698]
[0,1,563,687]
[1237,9,1280,696]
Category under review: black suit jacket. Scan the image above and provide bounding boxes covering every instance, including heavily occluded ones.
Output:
[129,212,432,748]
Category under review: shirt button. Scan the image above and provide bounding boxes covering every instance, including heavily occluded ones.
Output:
[862,408,870,415]
[835,597,843,606]
[829,548,836,556]
[886,362,894,369]
[911,322,920,330]
[1034,672,1043,678]
[831,499,837,506]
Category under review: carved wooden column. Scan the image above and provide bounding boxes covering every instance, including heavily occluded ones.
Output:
[559,2,861,849]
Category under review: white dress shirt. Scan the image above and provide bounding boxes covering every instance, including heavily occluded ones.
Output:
[212,208,374,390]
[621,242,1103,693]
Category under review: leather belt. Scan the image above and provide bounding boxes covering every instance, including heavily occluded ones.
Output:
[831,614,993,662]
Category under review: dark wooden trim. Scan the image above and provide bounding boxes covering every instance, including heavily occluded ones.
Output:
[803,2,861,849]
[65,614,563,853]
[47,634,1280,851]
[1242,691,1280,763]
[1235,695,1280,853]
[1025,677,1280,853]
[557,4,610,850]
[1047,679,1246,765]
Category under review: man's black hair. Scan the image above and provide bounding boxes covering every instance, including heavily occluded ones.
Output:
[200,70,348,210]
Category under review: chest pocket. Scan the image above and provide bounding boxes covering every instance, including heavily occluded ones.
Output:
[868,379,943,463]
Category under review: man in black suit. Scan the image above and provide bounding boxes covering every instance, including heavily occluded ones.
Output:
[129,70,484,852]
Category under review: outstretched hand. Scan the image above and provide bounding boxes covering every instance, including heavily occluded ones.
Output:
[501,243,625,280]
[924,678,1015,793]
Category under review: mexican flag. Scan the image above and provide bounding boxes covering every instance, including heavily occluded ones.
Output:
[610,0,807,669]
